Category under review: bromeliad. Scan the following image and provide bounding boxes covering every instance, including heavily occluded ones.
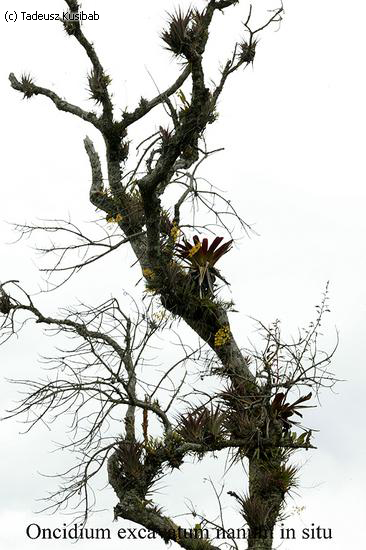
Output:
[271,392,313,433]
[176,235,232,295]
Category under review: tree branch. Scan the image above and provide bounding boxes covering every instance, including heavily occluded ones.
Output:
[8,73,100,128]
[122,66,191,128]
[63,0,114,122]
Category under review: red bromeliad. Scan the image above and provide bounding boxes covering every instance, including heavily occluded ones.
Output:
[176,235,232,295]
[271,392,313,432]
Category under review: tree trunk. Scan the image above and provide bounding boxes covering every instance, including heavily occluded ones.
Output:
[246,455,284,550]
[248,538,273,550]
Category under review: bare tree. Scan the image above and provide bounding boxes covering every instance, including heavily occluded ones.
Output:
[2,2,338,549]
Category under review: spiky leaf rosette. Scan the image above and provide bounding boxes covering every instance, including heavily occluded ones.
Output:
[62,2,80,34]
[176,406,226,444]
[87,69,111,104]
[224,408,260,442]
[115,440,145,492]
[159,126,174,152]
[20,74,35,99]
[176,408,209,442]
[161,8,204,59]
[220,378,259,409]
[228,492,272,531]
[63,18,78,35]
[66,0,79,11]
[176,235,233,268]
[220,380,263,444]
[176,235,232,294]
[161,8,191,57]
[271,392,312,432]
[238,39,257,64]
[241,495,272,528]
[115,440,163,497]
[263,463,299,495]
[202,406,227,443]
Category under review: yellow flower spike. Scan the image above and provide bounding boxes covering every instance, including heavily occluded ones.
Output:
[188,241,202,257]
[107,213,123,224]
[170,222,181,242]
[143,268,155,280]
[152,309,169,321]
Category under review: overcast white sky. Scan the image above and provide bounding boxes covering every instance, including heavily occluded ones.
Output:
[1,1,366,549]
